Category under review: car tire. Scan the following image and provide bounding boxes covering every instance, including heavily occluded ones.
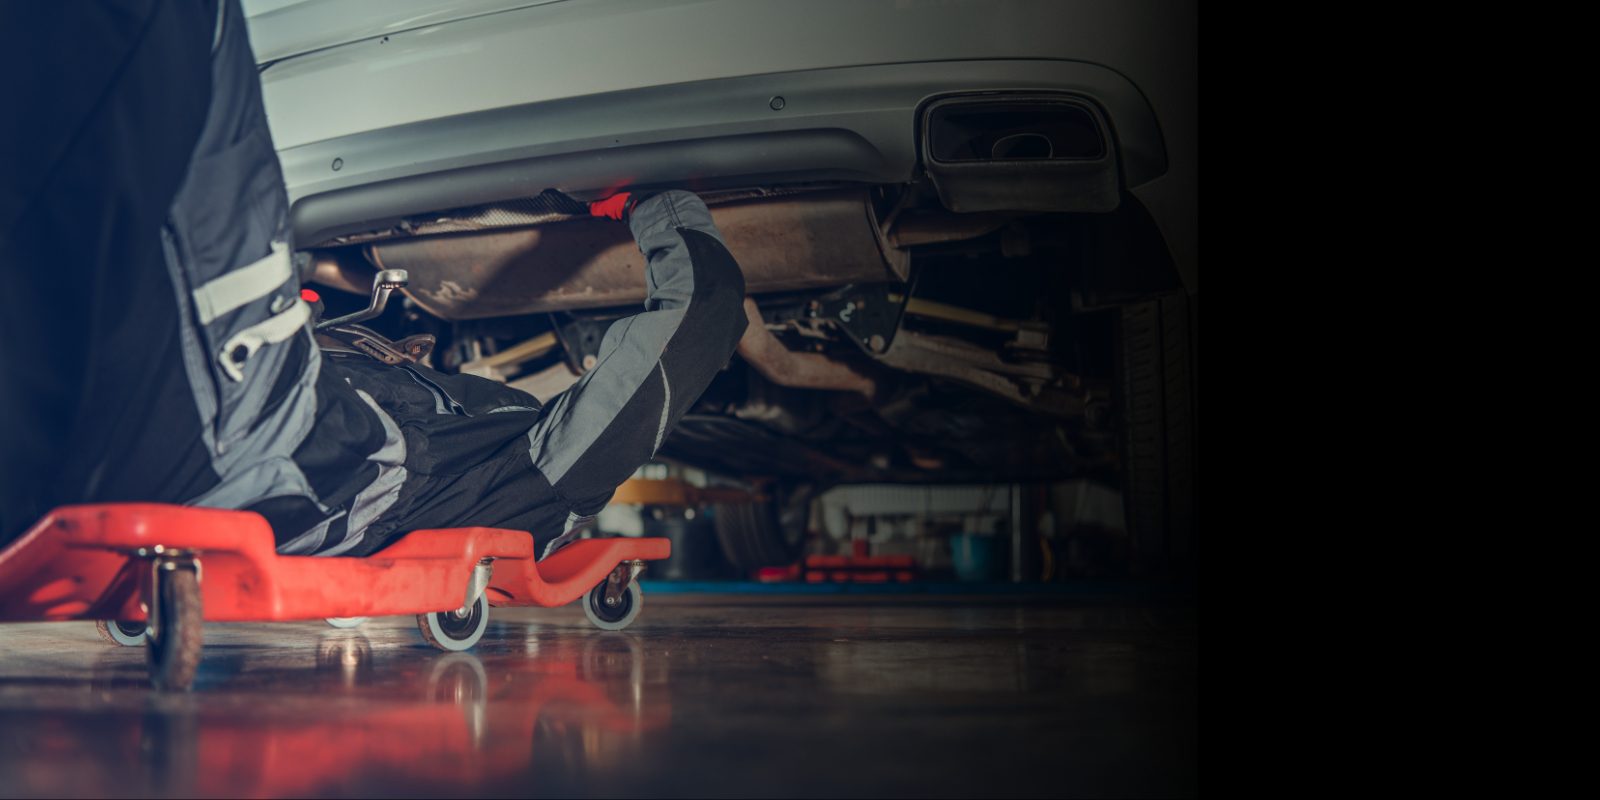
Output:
[713,485,812,568]
[1117,293,1197,570]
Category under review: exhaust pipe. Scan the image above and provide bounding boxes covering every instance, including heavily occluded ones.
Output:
[365,188,908,321]
[735,298,875,398]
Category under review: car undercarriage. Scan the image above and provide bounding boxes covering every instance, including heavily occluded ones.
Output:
[259,2,1196,572]
[304,176,1189,568]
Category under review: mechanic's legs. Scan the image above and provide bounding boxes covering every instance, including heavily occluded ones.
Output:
[0,1,219,544]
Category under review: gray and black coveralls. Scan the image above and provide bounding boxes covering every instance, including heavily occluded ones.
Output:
[0,0,748,555]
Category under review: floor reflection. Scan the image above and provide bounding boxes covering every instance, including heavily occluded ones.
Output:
[0,600,1197,798]
[0,626,670,798]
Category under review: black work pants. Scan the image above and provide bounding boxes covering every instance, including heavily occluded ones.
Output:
[0,0,222,545]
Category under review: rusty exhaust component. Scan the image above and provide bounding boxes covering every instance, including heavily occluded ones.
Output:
[367,188,909,321]
[888,210,1020,247]
[736,298,875,398]
[309,251,376,295]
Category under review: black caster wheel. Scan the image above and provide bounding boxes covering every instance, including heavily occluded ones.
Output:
[95,620,148,647]
[418,592,489,652]
[583,579,642,631]
[146,563,203,691]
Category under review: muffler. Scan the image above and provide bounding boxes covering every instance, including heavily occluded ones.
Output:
[365,188,908,321]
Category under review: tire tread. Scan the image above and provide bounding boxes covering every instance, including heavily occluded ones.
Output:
[1117,294,1196,565]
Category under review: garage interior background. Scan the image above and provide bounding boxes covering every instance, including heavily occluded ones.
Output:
[0,1,1197,796]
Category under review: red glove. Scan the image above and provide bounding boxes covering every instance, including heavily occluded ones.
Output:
[589,193,632,221]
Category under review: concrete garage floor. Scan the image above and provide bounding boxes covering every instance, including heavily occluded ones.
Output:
[0,595,1196,798]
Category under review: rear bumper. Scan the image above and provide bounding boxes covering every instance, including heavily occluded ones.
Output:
[279,60,1167,247]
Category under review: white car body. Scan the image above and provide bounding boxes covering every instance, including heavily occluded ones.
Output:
[244,0,1196,291]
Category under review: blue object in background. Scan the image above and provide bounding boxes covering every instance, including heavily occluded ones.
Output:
[950,534,996,582]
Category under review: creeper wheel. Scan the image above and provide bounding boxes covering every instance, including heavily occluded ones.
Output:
[146,563,203,691]
[95,620,148,647]
[418,593,489,652]
[583,579,642,631]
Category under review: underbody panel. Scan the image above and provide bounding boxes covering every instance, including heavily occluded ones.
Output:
[280,60,1164,247]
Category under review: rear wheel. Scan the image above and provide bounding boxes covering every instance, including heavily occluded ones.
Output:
[712,484,813,568]
[95,620,148,647]
[1117,293,1197,572]
[146,566,203,691]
